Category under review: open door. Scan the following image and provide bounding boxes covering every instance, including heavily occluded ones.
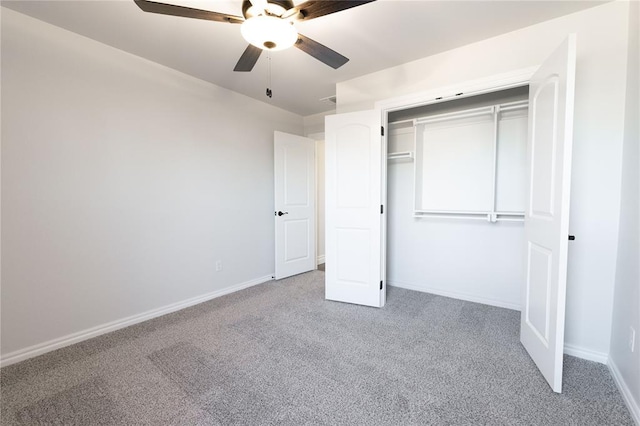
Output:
[325,110,384,307]
[274,131,316,279]
[521,35,577,393]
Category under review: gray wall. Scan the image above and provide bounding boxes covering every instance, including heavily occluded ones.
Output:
[609,0,640,417]
[1,9,303,359]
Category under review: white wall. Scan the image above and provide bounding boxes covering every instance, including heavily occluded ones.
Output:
[387,121,524,309]
[337,1,631,358]
[315,139,326,264]
[609,0,640,420]
[305,111,333,265]
[0,9,303,360]
[304,110,334,137]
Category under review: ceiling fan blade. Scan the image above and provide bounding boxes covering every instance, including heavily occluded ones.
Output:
[134,0,244,24]
[234,44,263,72]
[295,34,348,69]
[285,0,376,21]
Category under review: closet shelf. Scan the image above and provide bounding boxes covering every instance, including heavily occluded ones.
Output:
[388,100,529,127]
[413,210,525,223]
[387,151,414,161]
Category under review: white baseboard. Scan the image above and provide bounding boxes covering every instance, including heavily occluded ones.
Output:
[563,343,609,364]
[608,358,640,425]
[387,280,520,311]
[0,275,274,368]
[317,255,325,265]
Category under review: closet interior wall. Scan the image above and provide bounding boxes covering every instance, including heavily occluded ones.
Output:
[386,87,529,310]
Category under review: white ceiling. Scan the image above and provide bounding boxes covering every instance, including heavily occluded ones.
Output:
[3,0,605,116]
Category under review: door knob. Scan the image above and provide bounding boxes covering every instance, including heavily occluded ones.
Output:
[276,211,289,216]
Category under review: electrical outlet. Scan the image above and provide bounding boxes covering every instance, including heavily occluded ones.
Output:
[629,327,636,352]
[215,260,223,272]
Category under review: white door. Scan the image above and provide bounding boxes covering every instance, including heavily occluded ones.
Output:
[521,35,577,393]
[274,131,316,279]
[325,110,384,307]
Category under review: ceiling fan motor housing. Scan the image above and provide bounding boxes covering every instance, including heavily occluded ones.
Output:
[241,0,295,19]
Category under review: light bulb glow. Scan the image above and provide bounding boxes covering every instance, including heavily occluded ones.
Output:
[241,16,298,51]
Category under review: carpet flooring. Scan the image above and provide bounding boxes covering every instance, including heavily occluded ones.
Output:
[0,270,634,425]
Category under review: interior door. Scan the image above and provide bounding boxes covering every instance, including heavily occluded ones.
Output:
[274,131,316,279]
[521,34,577,393]
[325,110,384,307]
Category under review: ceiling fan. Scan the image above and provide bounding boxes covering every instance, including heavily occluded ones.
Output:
[134,0,376,72]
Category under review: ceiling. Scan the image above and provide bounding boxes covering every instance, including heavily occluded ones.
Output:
[3,0,605,116]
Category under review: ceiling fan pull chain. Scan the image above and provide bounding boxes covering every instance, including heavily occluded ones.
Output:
[266,52,273,98]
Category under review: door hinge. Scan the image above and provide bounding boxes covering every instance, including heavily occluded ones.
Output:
[381,126,384,136]
[380,280,383,290]
[569,235,576,241]
[380,205,384,214]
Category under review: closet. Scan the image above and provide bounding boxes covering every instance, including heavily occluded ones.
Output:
[325,32,576,394]
[385,87,529,309]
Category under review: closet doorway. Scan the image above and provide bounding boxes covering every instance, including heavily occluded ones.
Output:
[386,86,529,311]
[324,36,576,392]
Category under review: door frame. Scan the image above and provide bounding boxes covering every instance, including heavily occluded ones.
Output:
[374,67,538,115]
[374,67,538,295]
[307,132,326,268]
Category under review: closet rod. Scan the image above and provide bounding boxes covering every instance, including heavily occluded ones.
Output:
[413,213,489,220]
[415,209,492,215]
[415,107,493,126]
[413,209,526,216]
[500,99,528,107]
[500,104,528,113]
[387,151,414,160]
[387,118,415,126]
[496,217,525,222]
[413,212,525,222]
[388,100,529,126]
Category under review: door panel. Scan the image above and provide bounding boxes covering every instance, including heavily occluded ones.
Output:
[274,131,316,279]
[325,110,383,307]
[530,77,559,218]
[336,228,370,284]
[336,125,371,208]
[521,34,576,393]
[526,242,552,343]
[284,219,310,262]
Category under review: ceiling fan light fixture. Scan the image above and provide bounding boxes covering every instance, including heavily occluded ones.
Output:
[243,2,289,20]
[241,16,298,51]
